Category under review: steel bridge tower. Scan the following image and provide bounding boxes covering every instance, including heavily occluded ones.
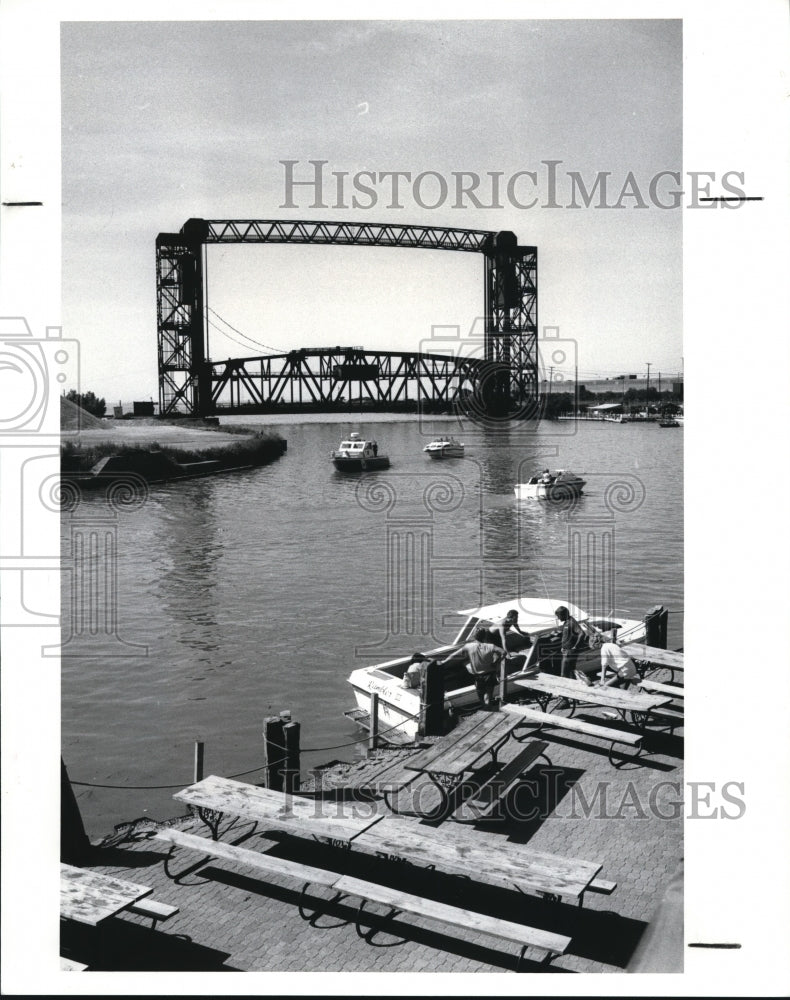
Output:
[156,219,537,417]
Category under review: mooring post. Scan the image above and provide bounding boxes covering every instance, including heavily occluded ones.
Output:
[498,659,507,706]
[262,715,285,791]
[61,758,90,864]
[193,741,205,784]
[644,605,668,649]
[369,692,380,753]
[283,721,301,793]
[419,660,445,736]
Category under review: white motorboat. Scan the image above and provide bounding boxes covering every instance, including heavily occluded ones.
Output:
[347,596,646,740]
[423,435,465,459]
[332,432,390,471]
[514,469,586,500]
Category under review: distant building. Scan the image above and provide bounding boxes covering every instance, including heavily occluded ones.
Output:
[540,375,683,398]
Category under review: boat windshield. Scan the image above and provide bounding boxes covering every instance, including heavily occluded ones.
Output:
[339,440,365,450]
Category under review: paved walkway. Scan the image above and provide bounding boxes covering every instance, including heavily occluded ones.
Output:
[62,675,684,974]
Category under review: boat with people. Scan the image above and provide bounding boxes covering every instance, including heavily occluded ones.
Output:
[331,432,390,472]
[347,596,647,740]
[658,418,680,428]
[514,469,587,500]
[423,435,465,459]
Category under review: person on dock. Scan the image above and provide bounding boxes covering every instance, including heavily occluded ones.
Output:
[435,628,506,708]
[554,605,588,708]
[594,636,639,690]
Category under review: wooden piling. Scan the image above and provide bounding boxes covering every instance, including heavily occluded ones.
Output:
[262,716,285,791]
[498,659,507,705]
[644,605,669,649]
[61,758,90,864]
[193,741,205,784]
[369,692,380,752]
[283,721,301,793]
[419,660,445,736]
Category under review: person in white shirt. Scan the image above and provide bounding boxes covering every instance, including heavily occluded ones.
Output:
[597,638,639,689]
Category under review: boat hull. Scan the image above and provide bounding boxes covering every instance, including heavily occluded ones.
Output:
[347,596,646,740]
[425,446,464,459]
[332,455,391,471]
[514,479,586,500]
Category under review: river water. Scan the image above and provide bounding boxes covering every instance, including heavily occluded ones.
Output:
[61,414,683,838]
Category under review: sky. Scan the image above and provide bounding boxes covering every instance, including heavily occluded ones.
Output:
[61,19,683,405]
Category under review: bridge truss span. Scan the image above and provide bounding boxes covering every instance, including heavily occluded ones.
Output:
[156,218,538,416]
[209,347,487,412]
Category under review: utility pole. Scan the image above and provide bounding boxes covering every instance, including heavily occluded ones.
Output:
[645,362,652,419]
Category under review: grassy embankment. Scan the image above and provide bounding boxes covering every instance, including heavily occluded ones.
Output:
[61,427,286,477]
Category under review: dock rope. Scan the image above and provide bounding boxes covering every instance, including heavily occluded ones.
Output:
[67,703,439,790]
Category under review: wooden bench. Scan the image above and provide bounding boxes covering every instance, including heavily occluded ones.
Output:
[155,827,342,892]
[638,678,684,699]
[335,874,570,967]
[503,704,643,767]
[461,740,551,819]
[155,827,570,966]
[126,897,179,928]
[589,878,617,895]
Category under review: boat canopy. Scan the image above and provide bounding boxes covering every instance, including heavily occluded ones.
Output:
[455,596,588,626]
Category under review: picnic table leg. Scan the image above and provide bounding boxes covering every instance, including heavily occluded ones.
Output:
[196,807,224,840]
[608,739,644,769]
[418,772,458,820]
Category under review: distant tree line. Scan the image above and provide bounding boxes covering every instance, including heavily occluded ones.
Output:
[65,389,106,418]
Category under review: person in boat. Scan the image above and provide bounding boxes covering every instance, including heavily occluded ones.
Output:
[541,469,553,484]
[435,628,506,708]
[372,442,378,456]
[490,608,532,650]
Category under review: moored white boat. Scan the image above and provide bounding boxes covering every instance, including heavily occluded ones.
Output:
[423,435,465,459]
[331,432,390,471]
[347,596,646,740]
[514,469,586,500]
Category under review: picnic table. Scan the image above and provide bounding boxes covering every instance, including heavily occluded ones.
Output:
[401,710,530,819]
[60,864,153,926]
[510,673,672,729]
[353,815,607,906]
[621,643,684,681]
[174,774,384,847]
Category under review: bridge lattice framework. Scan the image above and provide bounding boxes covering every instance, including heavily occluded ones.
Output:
[155,219,538,416]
